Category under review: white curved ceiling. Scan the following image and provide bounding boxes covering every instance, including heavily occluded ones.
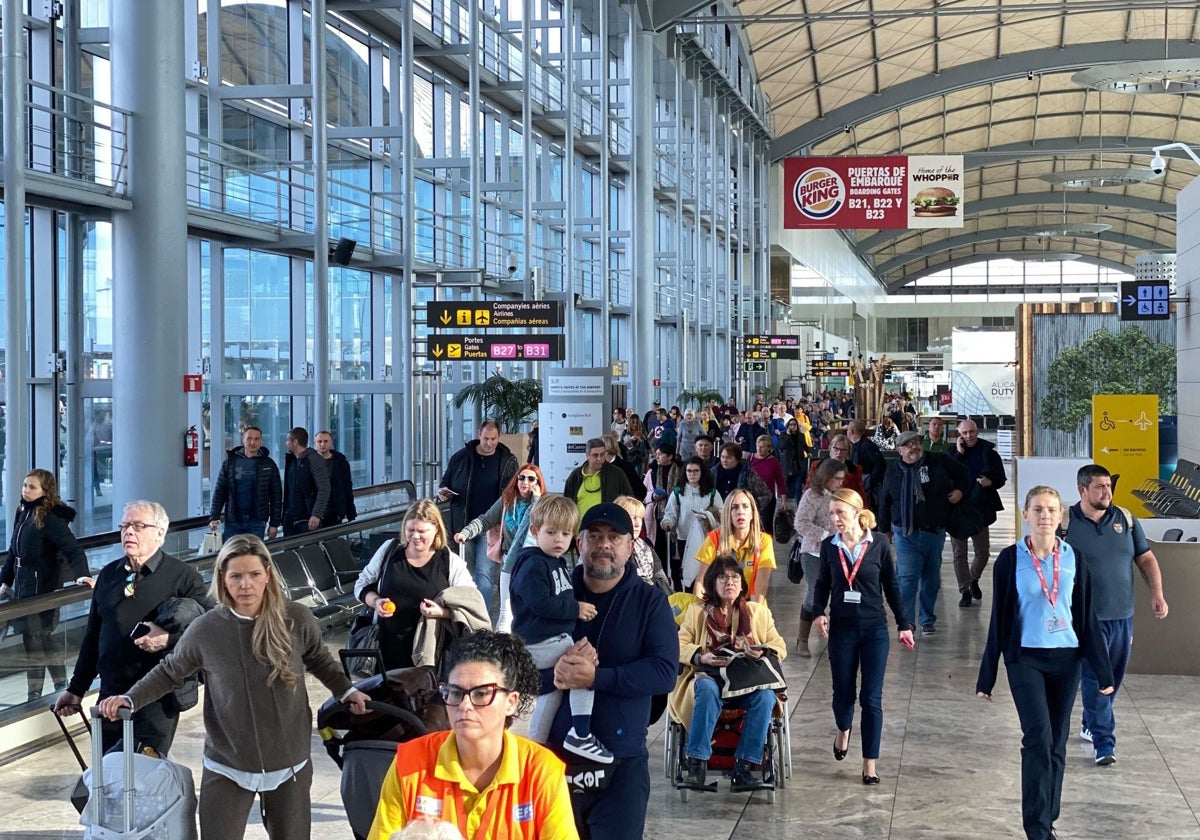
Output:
[721,0,1200,289]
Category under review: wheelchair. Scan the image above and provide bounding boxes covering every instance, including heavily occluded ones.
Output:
[663,691,791,803]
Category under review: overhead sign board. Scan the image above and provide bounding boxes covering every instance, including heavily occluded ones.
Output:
[743,361,767,372]
[426,334,565,361]
[743,334,801,360]
[782,154,964,230]
[810,359,852,377]
[428,300,564,329]
[1119,280,1170,322]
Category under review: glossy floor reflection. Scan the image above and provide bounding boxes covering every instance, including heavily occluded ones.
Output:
[1,484,1198,838]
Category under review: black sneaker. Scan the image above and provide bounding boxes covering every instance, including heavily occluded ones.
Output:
[958,590,972,608]
[1095,752,1116,766]
[563,728,614,764]
[922,624,937,635]
[730,758,772,791]
[681,757,707,787]
[970,580,983,601]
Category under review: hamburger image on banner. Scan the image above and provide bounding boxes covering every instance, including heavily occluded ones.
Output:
[911,186,959,216]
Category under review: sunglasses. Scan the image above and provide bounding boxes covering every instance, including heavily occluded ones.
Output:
[438,682,513,707]
[517,474,538,482]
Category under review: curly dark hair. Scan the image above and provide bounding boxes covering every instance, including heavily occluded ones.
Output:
[445,630,542,726]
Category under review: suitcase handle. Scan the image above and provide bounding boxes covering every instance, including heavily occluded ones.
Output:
[50,708,91,772]
[90,705,134,834]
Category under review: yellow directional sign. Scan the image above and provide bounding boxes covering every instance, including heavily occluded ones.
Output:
[475,309,490,325]
[456,310,471,325]
[1092,394,1159,517]
[428,301,565,329]
[447,343,462,359]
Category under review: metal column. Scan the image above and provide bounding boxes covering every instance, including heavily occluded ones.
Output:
[3,0,29,511]
[62,0,85,509]
[630,24,656,409]
[108,0,188,519]
[311,0,330,428]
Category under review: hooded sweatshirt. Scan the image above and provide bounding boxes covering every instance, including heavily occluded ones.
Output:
[545,559,678,759]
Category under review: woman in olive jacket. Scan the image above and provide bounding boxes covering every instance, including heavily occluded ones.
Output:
[0,469,89,700]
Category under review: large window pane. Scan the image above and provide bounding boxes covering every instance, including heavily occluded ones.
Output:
[325,395,370,487]
[224,249,290,380]
[224,396,292,461]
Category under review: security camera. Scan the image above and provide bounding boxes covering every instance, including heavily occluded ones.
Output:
[1027,70,1034,81]
[506,253,518,275]
[1150,154,1166,176]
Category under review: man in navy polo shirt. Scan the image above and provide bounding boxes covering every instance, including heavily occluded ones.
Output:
[1061,464,1169,767]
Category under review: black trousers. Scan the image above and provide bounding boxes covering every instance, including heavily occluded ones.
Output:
[1005,648,1081,840]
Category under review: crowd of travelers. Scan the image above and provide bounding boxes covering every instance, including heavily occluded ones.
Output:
[0,389,1169,840]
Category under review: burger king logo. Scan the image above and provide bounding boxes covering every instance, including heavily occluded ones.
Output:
[793,167,845,220]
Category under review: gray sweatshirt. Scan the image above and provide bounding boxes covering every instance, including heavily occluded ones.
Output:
[127,601,352,772]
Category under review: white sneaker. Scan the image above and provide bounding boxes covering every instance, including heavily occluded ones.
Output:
[562,728,614,764]
[1079,727,1093,742]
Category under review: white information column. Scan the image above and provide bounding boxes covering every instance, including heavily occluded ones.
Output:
[539,368,612,492]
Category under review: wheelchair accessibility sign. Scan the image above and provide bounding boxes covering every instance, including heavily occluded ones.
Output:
[1092,394,1159,517]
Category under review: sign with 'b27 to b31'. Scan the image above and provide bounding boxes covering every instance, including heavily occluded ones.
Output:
[782,155,964,230]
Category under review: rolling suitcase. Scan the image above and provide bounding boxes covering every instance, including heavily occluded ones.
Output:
[79,707,197,840]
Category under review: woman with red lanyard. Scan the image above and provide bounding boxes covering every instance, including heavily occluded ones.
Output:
[368,630,578,840]
[812,488,913,785]
[976,486,1113,840]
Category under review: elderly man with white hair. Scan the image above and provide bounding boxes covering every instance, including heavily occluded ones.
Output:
[53,500,214,755]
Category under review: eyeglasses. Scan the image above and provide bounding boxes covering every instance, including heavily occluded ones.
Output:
[123,569,139,598]
[517,474,538,482]
[118,521,158,533]
[716,573,742,584]
[438,682,513,707]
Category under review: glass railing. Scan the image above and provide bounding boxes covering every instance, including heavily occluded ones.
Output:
[0,481,416,727]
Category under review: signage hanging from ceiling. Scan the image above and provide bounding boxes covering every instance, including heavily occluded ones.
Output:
[782,155,964,230]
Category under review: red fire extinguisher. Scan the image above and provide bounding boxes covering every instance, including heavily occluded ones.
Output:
[184,425,199,467]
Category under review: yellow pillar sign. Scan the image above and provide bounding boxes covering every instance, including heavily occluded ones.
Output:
[1091,394,1159,517]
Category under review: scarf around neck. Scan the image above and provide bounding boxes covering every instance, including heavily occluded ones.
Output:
[898,456,927,536]
[704,599,757,652]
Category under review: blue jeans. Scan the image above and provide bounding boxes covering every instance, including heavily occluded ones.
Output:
[827,622,890,759]
[462,533,496,624]
[223,520,267,541]
[685,678,775,764]
[800,553,822,619]
[894,530,946,628]
[1080,616,1133,756]
[787,472,805,504]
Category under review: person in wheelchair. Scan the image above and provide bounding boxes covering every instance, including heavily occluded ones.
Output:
[670,555,787,792]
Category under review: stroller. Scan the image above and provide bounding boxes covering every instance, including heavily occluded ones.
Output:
[317,664,449,840]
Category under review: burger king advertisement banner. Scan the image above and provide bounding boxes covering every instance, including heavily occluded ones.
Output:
[783,154,964,230]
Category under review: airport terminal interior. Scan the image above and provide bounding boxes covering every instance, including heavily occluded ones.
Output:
[1,0,1199,837]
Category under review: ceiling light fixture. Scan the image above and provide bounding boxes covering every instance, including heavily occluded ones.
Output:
[1040,168,1158,188]
[1072,59,1200,95]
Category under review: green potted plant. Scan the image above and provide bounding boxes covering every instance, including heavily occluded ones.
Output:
[452,374,542,460]
[676,388,724,408]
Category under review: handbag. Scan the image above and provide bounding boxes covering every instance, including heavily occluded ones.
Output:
[201,530,221,554]
[701,649,787,700]
[773,506,795,544]
[343,608,382,679]
[786,539,805,585]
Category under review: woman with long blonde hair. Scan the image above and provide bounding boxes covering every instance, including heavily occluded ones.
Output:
[692,488,776,602]
[100,535,370,839]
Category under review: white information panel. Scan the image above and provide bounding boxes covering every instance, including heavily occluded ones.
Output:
[538,401,606,492]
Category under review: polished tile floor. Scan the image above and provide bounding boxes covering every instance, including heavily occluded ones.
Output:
[2,485,1198,839]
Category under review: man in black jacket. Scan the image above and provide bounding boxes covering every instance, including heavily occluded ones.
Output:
[846,419,887,509]
[283,427,332,536]
[314,430,358,527]
[947,419,1007,607]
[208,426,282,541]
[877,432,970,635]
[54,500,215,755]
[438,419,519,622]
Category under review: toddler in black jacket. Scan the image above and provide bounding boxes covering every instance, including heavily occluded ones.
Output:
[510,494,612,764]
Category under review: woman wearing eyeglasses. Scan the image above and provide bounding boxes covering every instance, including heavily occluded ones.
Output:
[368,630,578,840]
[453,465,547,633]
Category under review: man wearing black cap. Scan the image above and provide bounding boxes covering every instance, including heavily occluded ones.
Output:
[694,434,718,471]
[643,400,662,433]
[548,503,678,838]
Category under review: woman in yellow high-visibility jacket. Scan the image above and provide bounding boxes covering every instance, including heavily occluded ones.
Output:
[368,631,578,840]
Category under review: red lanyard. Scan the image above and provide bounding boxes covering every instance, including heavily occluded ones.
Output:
[838,539,868,588]
[1024,537,1060,608]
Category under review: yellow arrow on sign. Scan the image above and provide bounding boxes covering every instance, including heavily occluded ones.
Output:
[439,311,451,325]
[432,345,443,358]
